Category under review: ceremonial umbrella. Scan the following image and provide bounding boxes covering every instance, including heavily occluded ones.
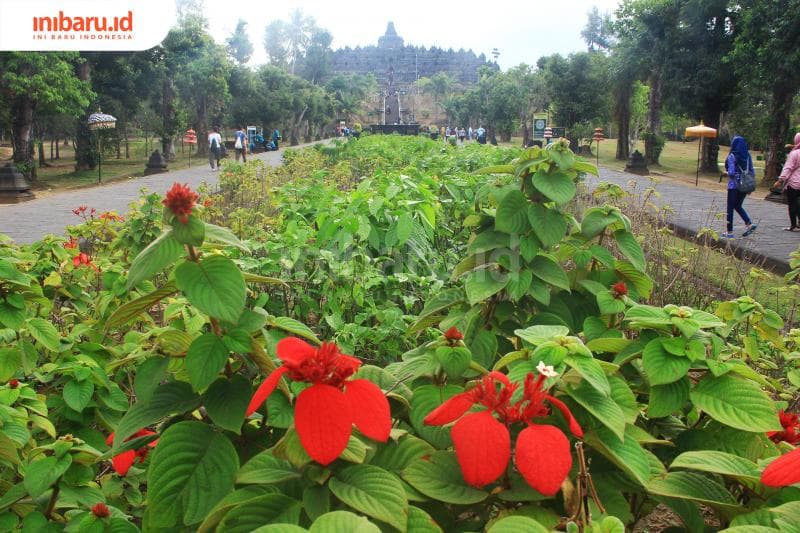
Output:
[684,123,717,186]
[87,112,117,183]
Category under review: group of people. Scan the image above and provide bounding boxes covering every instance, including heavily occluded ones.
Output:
[723,134,800,238]
[207,126,282,170]
[442,126,487,144]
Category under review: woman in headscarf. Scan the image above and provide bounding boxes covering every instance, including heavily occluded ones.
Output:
[775,132,800,231]
[722,135,757,238]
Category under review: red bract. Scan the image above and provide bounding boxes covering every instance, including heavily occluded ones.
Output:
[611,281,628,299]
[8,379,19,389]
[73,253,99,271]
[761,447,800,487]
[424,367,582,496]
[444,327,464,342]
[246,337,391,465]
[162,183,199,223]
[91,502,110,518]
[99,211,123,222]
[72,205,88,216]
[106,429,158,476]
[768,410,800,445]
[64,237,78,249]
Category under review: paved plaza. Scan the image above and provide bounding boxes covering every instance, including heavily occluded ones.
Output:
[1,150,799,274]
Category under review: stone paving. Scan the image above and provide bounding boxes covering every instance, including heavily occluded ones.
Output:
[585,169,799,274]
[1,148,798,274]
[0,145,300,245]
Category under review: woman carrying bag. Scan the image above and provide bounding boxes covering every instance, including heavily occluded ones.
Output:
[774,132,800,232]
[722,135,757,239]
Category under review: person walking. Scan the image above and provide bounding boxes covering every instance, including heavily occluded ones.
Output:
[722,135,757,238]
[271,128,281,150]
[775,132,800,231]
[234,126,247,162]
[208,126,222,171]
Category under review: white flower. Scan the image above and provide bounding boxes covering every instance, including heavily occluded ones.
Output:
[536,361,558,378]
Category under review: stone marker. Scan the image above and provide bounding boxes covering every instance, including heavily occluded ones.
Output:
[143,150,168,176]
[624,150,650,176]
[0,163,35,203]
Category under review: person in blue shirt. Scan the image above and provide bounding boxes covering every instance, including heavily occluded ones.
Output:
[722,135,757,238]
[271,129,281,150]
[234,126,247,162]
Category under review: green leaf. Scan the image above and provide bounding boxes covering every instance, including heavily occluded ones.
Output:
[527,204,567,248]
[175,256,246,323]
[63,379,94,412]
[690,374,781,432]
[218,494,301,533]
[237,450,299,485]
[113,381,200,451]
[396,214,414,246]
[371,436,434,474]
[328,465,408,532]
[597,291,626,315]
[185,333,229,392]
[642,339,690,386]
[269,316,321,345]
[223,329,251,353]
[585,427,651,485]
[0,259,31,287]
[564,354,610,396]
[26,318,60,352]
[468,231,510,254]
[613,230,645,272]
[530,254,570,291]
[308,511,380,533]
[172,214,205,247]
[506,271,533,301]
[495,190,530,234]
[106,282,179,330]
[406,506,443,533]
[515,325,569,346]
[488,516,549,533]
[475,164,515,175]
[147,421,239,527]
[409,385,462,449]
[435,347,471,379]
[567,382,625,441]
[127,230,184,290]
[402,451,488,505]
[670,451,760,481]
[532,169,576,204]
[645,472,739,512]
[581,209,618,238]
[24,454,72,498]
[648,378,690,418]
[204,375,250,434]
[464,270,508,305]
[204,223,249,252]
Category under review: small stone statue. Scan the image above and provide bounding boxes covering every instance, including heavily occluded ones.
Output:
[625,150,649,176]
[143,150,168,176]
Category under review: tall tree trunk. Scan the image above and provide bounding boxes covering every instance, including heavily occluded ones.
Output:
[614,82,631,161]
[521,115,530,147]
[700,107,722,173]
[11,96,35,181]
[55,137,60,159]
[644,71,663,165]
[196,96,208,156]
[50,138,54,160]
[764,84,794,181]
[162,77,177,160]
[38,139,45,168]
[125,127,129,159]
[291,106,308,146]
[74,60,95,171]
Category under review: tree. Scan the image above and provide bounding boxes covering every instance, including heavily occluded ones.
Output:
[0,52,93,179]
[226,20,253,65]
[581,6,614,52]
[300,29,333,84]
[731,0,800,180]
[285,9,316,76]
[263,21,289,69]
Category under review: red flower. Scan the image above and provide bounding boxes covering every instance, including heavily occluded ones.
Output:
[761,446,800,487]
[203,198,214,208]
[424,367,582,496]
[91,502,110,518]
[73,253,99,271]
[8,379,19,389]
[72,205,88,216]
[105,429,158,476]
[64,237,78,249]
[162,183,199,224]
[444,327,464,342]
[246,337,391,465]
[611,281,628,299]
[99,211,123,223]
[768,410,800,445]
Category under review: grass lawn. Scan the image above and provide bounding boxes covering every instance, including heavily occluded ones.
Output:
[1,137,213,193]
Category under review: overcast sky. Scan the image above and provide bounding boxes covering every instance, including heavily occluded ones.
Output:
[202,0,621,70]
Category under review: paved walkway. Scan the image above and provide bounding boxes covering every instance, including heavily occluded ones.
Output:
[586,169,798,274]
[0,144,315,244]
[2,149,798,274]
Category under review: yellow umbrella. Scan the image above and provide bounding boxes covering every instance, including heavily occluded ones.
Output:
[684,123,718,186]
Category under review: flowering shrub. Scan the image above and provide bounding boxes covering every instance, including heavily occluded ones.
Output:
[0,136,798,532]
